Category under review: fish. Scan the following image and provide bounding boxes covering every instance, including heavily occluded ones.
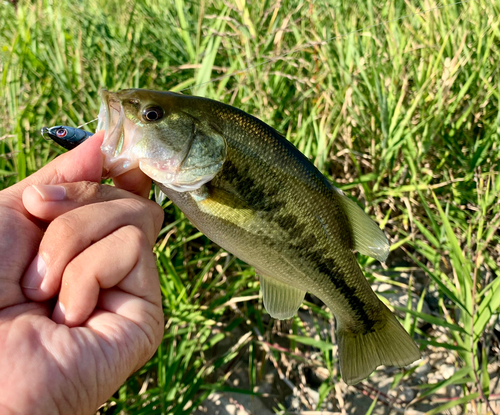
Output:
[41,125,93,150]
[56,88,421,384]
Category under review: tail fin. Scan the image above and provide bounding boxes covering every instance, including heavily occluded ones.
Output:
[337,306,421,385]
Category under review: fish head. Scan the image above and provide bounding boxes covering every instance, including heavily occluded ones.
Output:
[98,88,226,192]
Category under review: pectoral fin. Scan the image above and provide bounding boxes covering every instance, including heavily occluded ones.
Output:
[259,275,305,320]
[333,187,390,262]
[154,185,167,206]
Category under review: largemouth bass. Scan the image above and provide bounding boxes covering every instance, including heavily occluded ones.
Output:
[96,88,420,384]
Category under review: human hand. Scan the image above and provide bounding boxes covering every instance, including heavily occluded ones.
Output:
[0,131,165,415]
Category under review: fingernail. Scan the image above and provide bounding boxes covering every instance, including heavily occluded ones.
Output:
[32,185,66,201]
[53,301,66,324]
[22,254,47,289]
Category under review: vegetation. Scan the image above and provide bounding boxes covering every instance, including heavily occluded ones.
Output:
[1,0,499,413]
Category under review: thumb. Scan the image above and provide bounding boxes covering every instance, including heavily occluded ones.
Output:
[1,131,105,215]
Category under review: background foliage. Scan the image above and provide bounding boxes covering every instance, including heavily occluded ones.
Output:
[1,0,499,413]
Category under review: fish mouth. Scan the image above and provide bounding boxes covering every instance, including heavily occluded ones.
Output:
[138,159,221,192]
[98,90,124,157]
[98,89,141,178]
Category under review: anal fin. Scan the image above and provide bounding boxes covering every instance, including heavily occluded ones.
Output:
[260,275,305,320]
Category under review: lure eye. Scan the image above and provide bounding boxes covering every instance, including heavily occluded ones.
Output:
[142,106,164,122]
[56,129,67,138]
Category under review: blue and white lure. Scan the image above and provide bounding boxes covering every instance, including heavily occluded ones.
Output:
[41,117,98,150]
[41,125,92,150]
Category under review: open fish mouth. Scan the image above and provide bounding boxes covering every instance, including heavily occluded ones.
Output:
[97,90,142,178]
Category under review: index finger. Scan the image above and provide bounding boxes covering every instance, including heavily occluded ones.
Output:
[112,169,153,200]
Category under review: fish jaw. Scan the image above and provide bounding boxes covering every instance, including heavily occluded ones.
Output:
[139,160,223,192]
[98,90,142,177]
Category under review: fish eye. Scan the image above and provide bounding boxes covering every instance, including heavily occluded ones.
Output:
[142,106,164,122]
[56,128,67,138]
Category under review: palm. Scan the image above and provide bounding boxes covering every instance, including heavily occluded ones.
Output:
[0,301,151,414]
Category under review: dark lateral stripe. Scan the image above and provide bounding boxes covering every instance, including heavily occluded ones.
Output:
[218,159,285,212]
[218,158,376,331]
[289,239,377,332]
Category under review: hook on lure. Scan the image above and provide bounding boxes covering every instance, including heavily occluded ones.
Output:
[41,118,98,150]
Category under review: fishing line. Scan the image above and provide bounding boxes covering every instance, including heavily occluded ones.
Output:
[77,117,98,129]
[180,0,470,93]
[44,118,97,136]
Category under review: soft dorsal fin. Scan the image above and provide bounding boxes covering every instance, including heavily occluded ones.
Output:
[332,187,390,262]
[260,275,306,320]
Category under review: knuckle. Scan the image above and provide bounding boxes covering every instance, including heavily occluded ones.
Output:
[64,259,84,282]
[149,201,165,236]
[53,166,70,185]
[49,214,79,240]
[119,225,149,248]
[120,198,162,242]
[74,181,104,202]
[120,197,145,213]
[139,198,164,238]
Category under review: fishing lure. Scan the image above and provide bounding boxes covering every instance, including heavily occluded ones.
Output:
[41,125,93,150]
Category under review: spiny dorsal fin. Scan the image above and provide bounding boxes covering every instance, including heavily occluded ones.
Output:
[333,187,390,262]
[260,275,306,320]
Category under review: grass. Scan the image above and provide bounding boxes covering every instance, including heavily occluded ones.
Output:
[1,0,500,413]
